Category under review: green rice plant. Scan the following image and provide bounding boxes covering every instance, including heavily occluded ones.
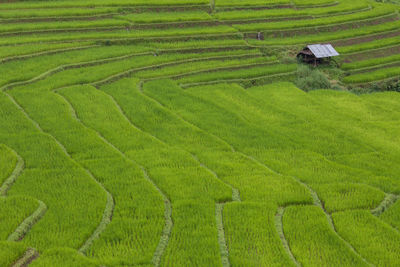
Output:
[8,49,257,93]
[248,20,400,46]
[0,7,120,19]
[312,183,386,213]
[100,78,229,153]
[0,0,209,9]
[177,63,296,84]
[215,0,290,7]
[30,247,99,267]
[0,42,95,61]
[101,78,311,207]
[337,35,400,54]
[0,241,27,266]
[161,200,222,266]
[0,45,152,87]
[380,199,400,231]
[1,0,400,263]
[330,152,400,191]
[343,66,400,83]
[342,53,400,70]
[185,82,400,192]
[142,80,312,205]
[59,85,231,201]
[233,5,394,32]
[135,55,275,80]
[293,0,337,5]
[57,85,235,263]
[0,144,18,186]
[0,19,130,33]
[283,206,367,266]
[213,0,369,20]
[0,196,40,240]
[0,25,238,46]
[332,210,400,266]
[196,151,312,205]
[116,10,212,23]
[8,85,165,265]
[223,202,295,266]
[361,90,400,116]
[146,39,247,50]
[0,93,107,251]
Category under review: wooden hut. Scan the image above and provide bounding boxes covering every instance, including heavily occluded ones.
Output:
[297,44,339,66]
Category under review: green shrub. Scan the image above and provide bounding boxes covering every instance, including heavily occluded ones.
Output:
[295,65,331,91]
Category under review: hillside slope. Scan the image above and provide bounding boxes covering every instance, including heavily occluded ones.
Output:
[0,0,400,266]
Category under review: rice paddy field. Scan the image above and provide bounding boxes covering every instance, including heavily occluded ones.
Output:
[0,0,400,266]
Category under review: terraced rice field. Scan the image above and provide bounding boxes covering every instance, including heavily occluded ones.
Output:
[0,0,400,266]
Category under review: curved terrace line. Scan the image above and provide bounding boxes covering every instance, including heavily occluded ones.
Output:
[372,194,399,216]
[1,47,258,94]
[8,200,47,242]
[194,154,240,267]
[91,53,264,87]
[141,90,373,266]
[53,87,172,266]
[0,32,242,47]
[179,71,296,88]
[11,248,39,267]
[0,44,99,64]
[142,60,279,82]
[140,87,304,267]
[239,12,398,35]
[0,5,374,36]
[2,91,115,256]
[275,207,301,267]
[138,81,240,267]
[233,153,373,267]
[7,11,392,40]
[93,82,248,266]
[0,147,47,242]
[0,51,154,91]
[0,147,24,196]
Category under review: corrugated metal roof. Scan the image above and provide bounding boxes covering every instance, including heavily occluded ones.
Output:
[307,44,339,58]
